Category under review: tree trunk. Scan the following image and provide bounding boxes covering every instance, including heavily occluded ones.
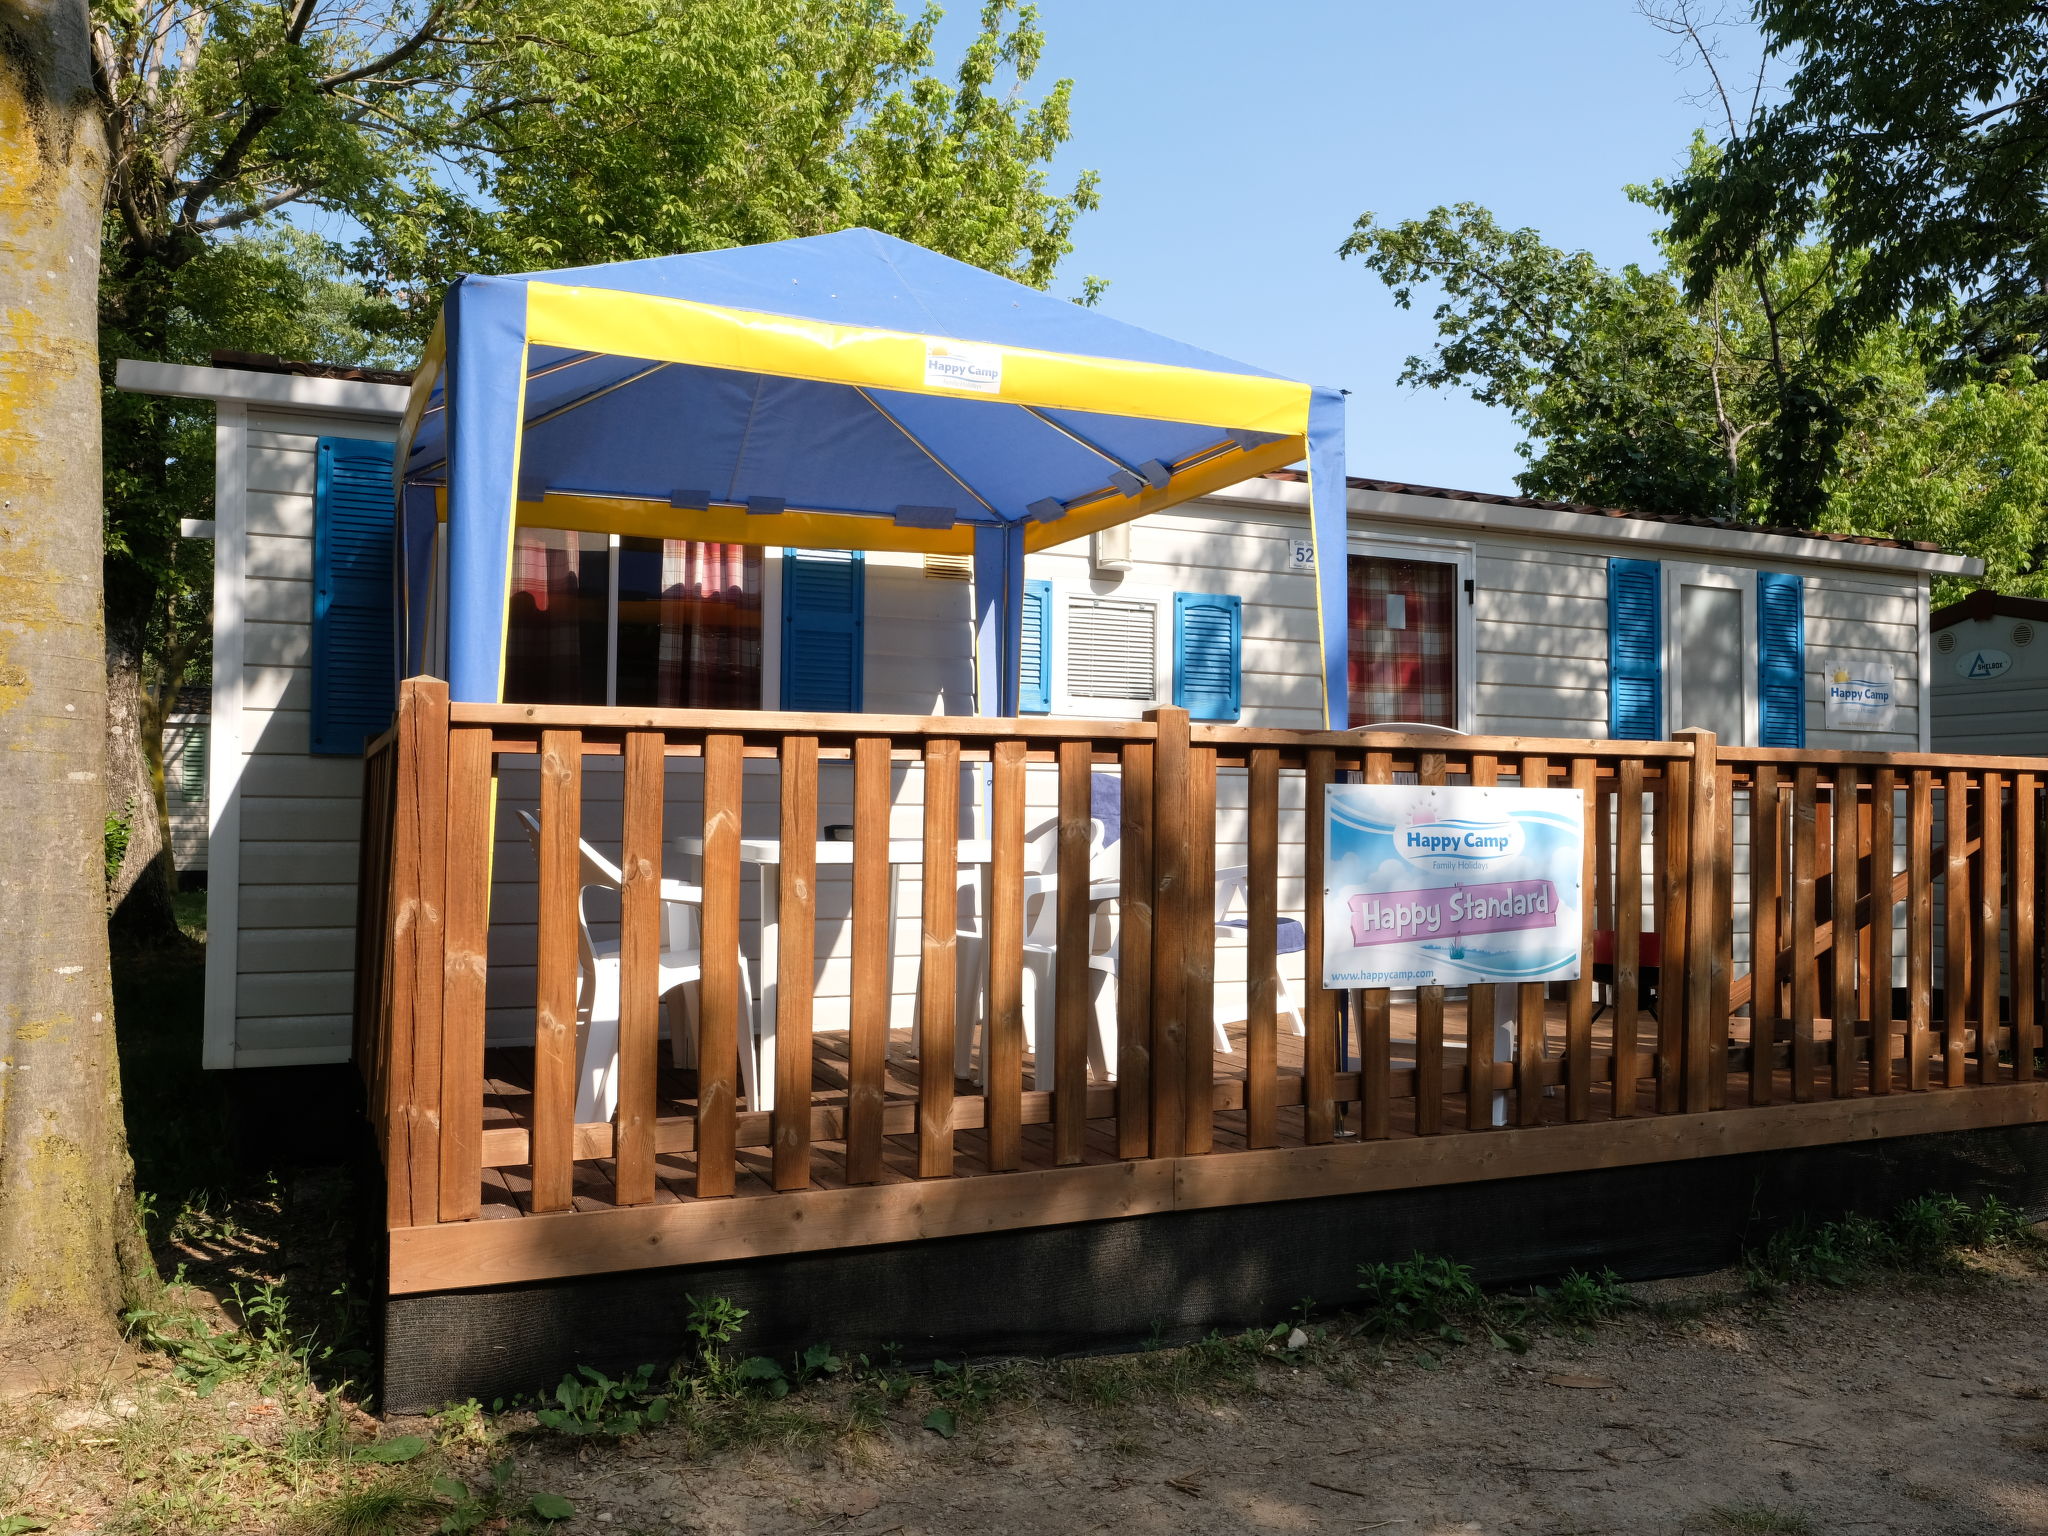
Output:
[104,605,182,948]
[0,0,146,1390]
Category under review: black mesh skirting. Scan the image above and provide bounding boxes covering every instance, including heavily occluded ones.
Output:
[380,1123,2048,1413]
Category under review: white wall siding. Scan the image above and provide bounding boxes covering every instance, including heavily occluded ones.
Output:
[1930,615,2048,756]
[191,412,1951,1067]
[226,415,393,1065]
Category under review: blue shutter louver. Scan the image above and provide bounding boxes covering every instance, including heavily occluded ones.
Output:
[311,437,398,755]
[1756,570,1807,748]
[1019,578,1052,713]
[1173,590,1241,722]
[780,548,864,712]
[1607,557,1663,741]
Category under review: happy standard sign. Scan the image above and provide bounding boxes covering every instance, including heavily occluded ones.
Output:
[1321,785,1585,989]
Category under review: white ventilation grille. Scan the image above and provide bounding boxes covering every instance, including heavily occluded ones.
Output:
[1066,595,1157,700]
[923,553,972,581]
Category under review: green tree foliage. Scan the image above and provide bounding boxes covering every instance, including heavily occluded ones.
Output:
[92,0,1096,936]
[1660,0,2048,372]
[1342,189,2048,600]
[1827,363,2048,600]
[1339,183,1928,529]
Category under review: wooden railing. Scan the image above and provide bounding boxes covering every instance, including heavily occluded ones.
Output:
[359,677,2048,1237]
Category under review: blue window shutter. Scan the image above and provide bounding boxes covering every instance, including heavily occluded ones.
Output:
[1756,570,1807,747]
[1607,557,1663,740]
[311,437,398,755]
[1173,590,1242,722]
[781,549,864,711]
[1019,578,1052,713]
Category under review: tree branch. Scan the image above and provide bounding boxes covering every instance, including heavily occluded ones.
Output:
[175,104,281,229]
[192,182,324,232]
[317,1,454,92]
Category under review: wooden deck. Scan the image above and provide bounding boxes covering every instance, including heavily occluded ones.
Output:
[467,999,1932,1219]
[359,682,2048,1299]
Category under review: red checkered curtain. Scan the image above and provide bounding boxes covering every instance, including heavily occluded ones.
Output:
[505,529,605,704]
[651,541,760,708]
[1347,555,1457,727]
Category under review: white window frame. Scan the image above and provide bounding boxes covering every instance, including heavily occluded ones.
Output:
[1048,579,1172,721]
[1662,560,1757,747]
[1345,532,1476,732]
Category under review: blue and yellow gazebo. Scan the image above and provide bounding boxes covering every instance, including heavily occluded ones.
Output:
[394,228,1350,723]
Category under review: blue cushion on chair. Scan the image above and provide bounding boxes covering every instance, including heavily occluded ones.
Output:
[1216,916,1306,955]
[1091,773,1122,847]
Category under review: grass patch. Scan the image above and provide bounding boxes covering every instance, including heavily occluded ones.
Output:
[1747,1194,2043,1292]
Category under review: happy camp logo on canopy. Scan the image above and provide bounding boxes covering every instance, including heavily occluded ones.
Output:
[923,340,1004,394]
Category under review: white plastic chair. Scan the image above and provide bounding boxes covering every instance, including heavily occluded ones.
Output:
[514,811,758,1123]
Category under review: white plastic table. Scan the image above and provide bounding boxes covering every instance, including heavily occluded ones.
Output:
[674,835,994,1111]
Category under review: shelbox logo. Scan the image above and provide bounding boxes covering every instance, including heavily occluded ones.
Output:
[1393,814,1524,870]
[924,341,1003,394]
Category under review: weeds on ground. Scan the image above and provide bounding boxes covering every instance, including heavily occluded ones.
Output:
[1536,1267,1634,1326]
[1747,1195,2042,1292]
[1355,1253,1536,1356]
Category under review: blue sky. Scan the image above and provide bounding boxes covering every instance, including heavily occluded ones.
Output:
[938,1,1770,496]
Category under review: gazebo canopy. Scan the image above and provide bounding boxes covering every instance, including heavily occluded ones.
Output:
[396,228,1349,721]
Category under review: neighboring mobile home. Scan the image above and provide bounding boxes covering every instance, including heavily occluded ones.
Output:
[118,357,1977,1073]
[163,686,210,880]
[1929,589,2048,756]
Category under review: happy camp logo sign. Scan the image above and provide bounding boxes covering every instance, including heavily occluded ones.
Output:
[1322,784,1585,989]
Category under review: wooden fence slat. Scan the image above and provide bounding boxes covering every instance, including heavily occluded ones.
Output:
[845,737,892,1184]
[1516,754,1550,1126]
[1117,741,1155,1159]
[613,731,664,1207]
[532,728,581,1213]
[1054,740,1093,1166]
[1566,757,1596,1122]
[1658,755,1692,1115]
[1749,766,1782,1106]
[987,737,1028,1170]
[772,736,819,1191]
[2016,772,2038,1086]
[1305,747,1339,1143]
[1708,762,1735,1112]
[1414,751,1448,1136]
[1868,769,1896,1096]
[1246,747,1281,1149]
[1908,770,1934,1092]
[1945,770,1970,1088]
[437,727,491,1222]
[1831,767,1861,1100]
[1978,771,2004,1086]
[917,739,960,1178]
[1673,733,1720,1117]
[695,732,744,1199]
[1466,753,1499,1131]
[1183,745,1219,1157]
[1791,766,1819,1103]
[1614,757,1645,1118]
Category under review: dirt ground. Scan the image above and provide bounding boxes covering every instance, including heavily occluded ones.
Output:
[9,1258,2048,1535]
[497,1268,2048,1536]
